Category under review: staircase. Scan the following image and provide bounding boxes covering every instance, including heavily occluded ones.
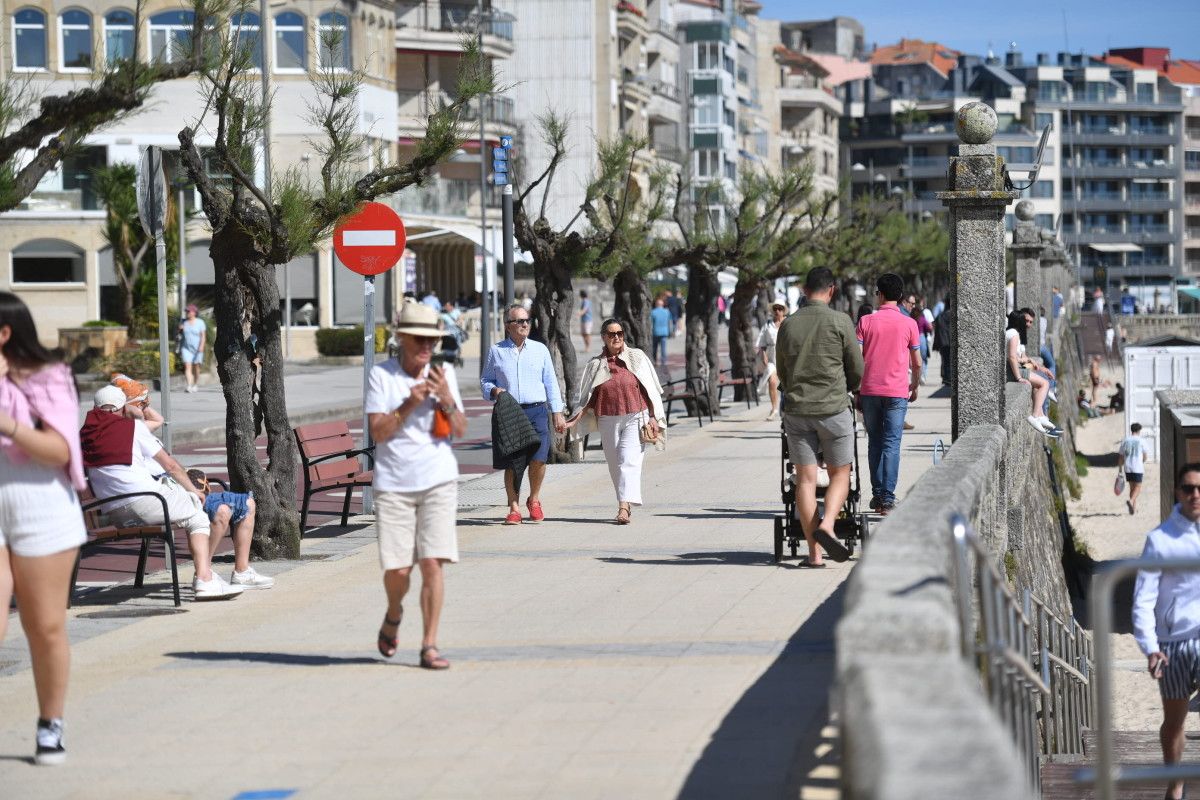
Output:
[1040,730,1193,799]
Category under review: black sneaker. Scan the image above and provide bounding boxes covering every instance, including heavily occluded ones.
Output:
[35,718,65,766]
[869,497,883,513]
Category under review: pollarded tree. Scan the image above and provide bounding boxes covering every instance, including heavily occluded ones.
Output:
[175,13,493,558]
[0,0,221,211]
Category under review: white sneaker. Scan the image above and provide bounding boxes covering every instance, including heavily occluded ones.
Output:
[765,410,778,421]
[193,573,244,601]
[231,566,275,589]
[1027,415,1049,433]
[1037,416,1063,437]
[1047,388,1058,404]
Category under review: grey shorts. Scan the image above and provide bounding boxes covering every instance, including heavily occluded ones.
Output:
[782,408,854,468]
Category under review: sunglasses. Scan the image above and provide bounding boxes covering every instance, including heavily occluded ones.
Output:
[1180,484,1200,495]
[603,330,625,338]
[507,318,530,326]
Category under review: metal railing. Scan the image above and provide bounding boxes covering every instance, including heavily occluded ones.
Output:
[1077,558,1200,800]
[949,514,1096,793]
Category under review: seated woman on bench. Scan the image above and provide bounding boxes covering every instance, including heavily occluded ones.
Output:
[1006,310,1060,438]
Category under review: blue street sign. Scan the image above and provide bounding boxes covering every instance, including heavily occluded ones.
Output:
[500,136,513,148]
[492,147,508,161]
[492,173,508,186]
[493,161,508,173]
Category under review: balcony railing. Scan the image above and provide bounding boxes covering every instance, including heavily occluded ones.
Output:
[1187,260,1200,272]
[460,95,515,126]
[1186,228,1200,239]
[16,189,101,212]
[656,18,674,37]
[650,79,679,100]
[393,177,499,218]
[396,2,513,41]
[1131,126,1170,136]
[400,90,514,126]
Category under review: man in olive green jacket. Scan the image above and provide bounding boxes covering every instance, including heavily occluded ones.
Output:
[776,267,864,565]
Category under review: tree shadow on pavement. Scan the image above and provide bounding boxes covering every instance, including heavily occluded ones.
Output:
[677,583,846,799]
[655,508,778,521]
[300,523,372,540]
[1082,451,1120,469]
[164,651,382,667]
[596,551,803,568]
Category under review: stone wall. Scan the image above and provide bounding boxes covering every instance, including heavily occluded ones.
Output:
[1122,315,1200,344]
[836,385,1079,798]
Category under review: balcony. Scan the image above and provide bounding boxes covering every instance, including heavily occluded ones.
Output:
[1063,160,1177,179]
[1187,195,1200,211]
[616,2,650,38]
[1185,228,1200,244]
[778,79,841,114]
[395,2,514,59]
[901,155,947,178]
[620,68,652,103]
[393,176,500,220]
[398,90,516,139]
[1186,157,1200,175]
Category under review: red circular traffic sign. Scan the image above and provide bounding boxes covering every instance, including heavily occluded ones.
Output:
[333,202,407,276]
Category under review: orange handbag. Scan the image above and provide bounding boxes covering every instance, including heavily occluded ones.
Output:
[432,405,453,439]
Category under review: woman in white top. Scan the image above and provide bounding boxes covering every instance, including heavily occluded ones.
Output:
[0,291,87,765]
[1005,310,1057,437]
[365,302,466,670]
[757,302,787,421]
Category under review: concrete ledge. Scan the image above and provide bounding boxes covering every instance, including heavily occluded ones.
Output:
[170,403,366,448]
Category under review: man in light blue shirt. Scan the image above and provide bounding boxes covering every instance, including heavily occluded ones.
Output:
[481,304,566,525]
[650,298,672,367]
[1133,462,1200,800]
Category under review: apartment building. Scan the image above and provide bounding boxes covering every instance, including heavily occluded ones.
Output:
[0,0,398,343]
[1008,49,1188,303]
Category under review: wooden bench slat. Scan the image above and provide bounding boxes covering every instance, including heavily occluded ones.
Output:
[311,471,372,491]
[299,435,359,459]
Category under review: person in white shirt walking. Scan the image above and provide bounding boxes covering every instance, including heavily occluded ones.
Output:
[1120,423,1148,515]
[1133,462,1200,800]
[365,302,466,670]
[756,302,787,420]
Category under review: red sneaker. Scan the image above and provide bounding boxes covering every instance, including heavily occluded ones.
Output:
[503,510,523,525]
[526,500,545,522]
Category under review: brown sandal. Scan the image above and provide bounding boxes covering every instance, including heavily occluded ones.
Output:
[420,645,450,670]
[615,507,631,525]
[377,610,402,658]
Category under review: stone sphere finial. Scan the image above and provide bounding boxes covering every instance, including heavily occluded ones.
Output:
[955,102,998,145]
[1015,200,1035,221]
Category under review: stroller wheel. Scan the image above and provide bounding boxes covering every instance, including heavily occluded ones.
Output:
[858,514,871,548]
[773,517,784,563]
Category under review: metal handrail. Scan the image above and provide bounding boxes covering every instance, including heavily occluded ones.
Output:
[1076,557,1200,799]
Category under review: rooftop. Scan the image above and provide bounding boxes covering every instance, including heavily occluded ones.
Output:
[870,38,961,77]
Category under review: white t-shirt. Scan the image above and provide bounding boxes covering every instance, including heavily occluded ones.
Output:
[365,360,464,492]
[1121,436,1145,474]
[87,419,166,502]
[1005,327,1026,360]
[756,320,779,365]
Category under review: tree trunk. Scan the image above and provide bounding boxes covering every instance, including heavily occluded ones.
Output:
[611,267,652,354]
[728,274,761,395]
[530,256,578,463]
[209,227,301,559]
[684,264,720,416]
[754,282,771,329]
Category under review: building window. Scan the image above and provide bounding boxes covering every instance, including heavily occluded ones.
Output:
[317,12,349,70]
[1035,112,1053,131]
[1030,180,1054,199]
[230,12,262,70]
[149,11,195,64]
[273,11,305,71]
[59,9,92,70]
[12,240,86,283]
[104,9,135,62]
[693,94,720,126]
[694,41,720,71]
[1035,214,1053,229]
[12,9,47,70]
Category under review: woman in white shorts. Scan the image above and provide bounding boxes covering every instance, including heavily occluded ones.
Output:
[0,292,88,766]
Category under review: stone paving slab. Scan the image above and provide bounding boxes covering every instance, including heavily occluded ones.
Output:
[0,373,950,799]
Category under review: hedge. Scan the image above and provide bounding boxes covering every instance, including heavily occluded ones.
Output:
[105,343,176,377]
[316,325,388,356]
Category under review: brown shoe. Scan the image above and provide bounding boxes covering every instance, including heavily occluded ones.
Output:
[903,421,914,431]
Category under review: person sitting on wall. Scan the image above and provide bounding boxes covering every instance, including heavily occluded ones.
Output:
[1006,311,1060,438]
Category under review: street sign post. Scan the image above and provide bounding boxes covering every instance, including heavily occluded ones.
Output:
[493,138,515,304]
[334,202,407,514]
[136,146,173,451]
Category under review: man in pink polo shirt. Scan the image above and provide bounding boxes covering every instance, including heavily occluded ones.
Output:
[855,273,922,515]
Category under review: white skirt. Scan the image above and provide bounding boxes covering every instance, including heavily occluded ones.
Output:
[0,450,86,557]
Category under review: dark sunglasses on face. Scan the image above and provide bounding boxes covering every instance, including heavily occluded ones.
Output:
[603,330,624,339]
[1180,484,1200,495]
[507,318,530,326]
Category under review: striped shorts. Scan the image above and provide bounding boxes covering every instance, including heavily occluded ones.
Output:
[1159,639,1200,700]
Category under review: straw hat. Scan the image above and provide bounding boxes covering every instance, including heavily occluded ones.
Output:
[393,301,441,338]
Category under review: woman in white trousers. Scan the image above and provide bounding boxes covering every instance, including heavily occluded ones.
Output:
[566,318,666,524]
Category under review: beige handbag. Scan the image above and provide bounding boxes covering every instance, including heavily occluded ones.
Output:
[640,421,666,451]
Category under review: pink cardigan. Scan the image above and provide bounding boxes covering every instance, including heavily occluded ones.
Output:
[0,363,86,491]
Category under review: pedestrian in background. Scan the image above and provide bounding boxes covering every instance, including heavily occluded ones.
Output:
[1132,462,1200,800]
[914,300,933,386]
[667,290,684,337]
[579,290,594,350]
[565,318,664,525]
[650,297,672,368]
[757,301,787,421]
[933,305,952,386]
[856,273,922,516]
[776,267,863,565]
[178,304,206,393]
[0,291,88,765]
[366,301,466,670]
[1119,423,1148,515]
[481,304,566,525]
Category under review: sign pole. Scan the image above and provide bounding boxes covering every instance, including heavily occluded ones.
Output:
[502,183,514,305]
[362,275,375,515]
[138,146,173,452]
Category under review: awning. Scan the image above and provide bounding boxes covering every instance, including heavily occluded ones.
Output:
[1089,243,1143,253]
[1179,287,1200,302]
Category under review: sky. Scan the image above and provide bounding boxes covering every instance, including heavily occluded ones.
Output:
[757,1,1200,62]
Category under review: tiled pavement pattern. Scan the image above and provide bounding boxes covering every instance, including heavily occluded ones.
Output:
[0,368,952,799]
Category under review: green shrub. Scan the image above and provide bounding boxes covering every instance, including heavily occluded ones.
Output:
[105,343,176,377]
[316,325,388,356]
[82,319,124,328]
[1074,453,1089,477]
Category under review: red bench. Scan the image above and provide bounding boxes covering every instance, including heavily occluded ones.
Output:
[293,421,374,534]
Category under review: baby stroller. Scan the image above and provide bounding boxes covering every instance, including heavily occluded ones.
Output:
[772,396,870,562]
[436,324,466,368]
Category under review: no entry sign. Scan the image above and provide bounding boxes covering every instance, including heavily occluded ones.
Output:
[334,202,407,276]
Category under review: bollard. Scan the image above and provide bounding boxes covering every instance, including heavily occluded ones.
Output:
[937,102,1019,440]
[1011,200,1043,350]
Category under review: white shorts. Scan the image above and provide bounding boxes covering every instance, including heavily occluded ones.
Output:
[105,482,211,536]
[375,481,459,571]
[0,452,87,558]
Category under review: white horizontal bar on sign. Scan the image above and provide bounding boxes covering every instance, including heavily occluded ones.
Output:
[343,230,396,247]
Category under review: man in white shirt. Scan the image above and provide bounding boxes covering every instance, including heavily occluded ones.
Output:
[1120,423,1147,515]
[81,386,272,599]
[1133,462,1200,800]
[756,302,787,421]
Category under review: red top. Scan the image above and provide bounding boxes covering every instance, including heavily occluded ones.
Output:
[591,355,648,417]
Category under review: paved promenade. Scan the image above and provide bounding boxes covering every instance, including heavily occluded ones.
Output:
[1,357,951,799]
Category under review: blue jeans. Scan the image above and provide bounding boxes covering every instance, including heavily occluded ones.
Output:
[652,334,668,365]
[860,395,908,505]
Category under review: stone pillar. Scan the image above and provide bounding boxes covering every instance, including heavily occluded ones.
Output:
[1039,232,1069,349]
[937,102,1019,440]
[1011,200,1043,353]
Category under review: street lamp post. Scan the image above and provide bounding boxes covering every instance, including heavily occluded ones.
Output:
[476,0,490,367]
